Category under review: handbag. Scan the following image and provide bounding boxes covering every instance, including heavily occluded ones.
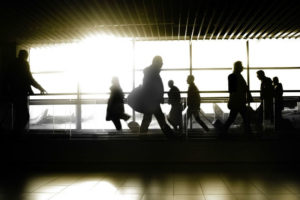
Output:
[127,85,157,114]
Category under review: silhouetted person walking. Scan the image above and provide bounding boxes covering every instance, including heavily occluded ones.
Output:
[223,61,251,134]
[167,80,182,131]
[256,70,273,125]
[9,50,46,134]
[106,77,130,131]
[273,76,283,130]
[186,75,209,132]
[139,56,176,138]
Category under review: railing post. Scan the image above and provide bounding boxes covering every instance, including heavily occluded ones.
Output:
[76,83,81,131]
[132,39,136,122]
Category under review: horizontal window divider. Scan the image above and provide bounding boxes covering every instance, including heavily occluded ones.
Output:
[31,67,300,75]
[32,71,66,74]
[29,90,300,96]
[249,67,300,70]
[28,96,300,105]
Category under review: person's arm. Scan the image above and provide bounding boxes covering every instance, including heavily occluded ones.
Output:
[228,74,236,93]
[27,62,47,94]
[278,83,283,97]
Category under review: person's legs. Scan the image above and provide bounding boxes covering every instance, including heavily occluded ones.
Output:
[240,107,251,133]
[274,107,282,130]
[223,109,238,132]
[264,99,274,123]
[140,114,152,133]
[192,111,209,131]
[120,113,131,121]
[154,106,174,136]
[112,118,122,130]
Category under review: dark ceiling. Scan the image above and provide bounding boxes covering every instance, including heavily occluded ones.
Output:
[1,0,300,44]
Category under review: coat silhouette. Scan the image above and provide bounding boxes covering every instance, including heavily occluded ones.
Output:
[273,76,283,130]
[106,77,130,130]
[139,56,176,138]
[257,70,273,123]
[223,61,251,133]
[167,80,182,130]
[186,75,209,132]
[9,50,46,133]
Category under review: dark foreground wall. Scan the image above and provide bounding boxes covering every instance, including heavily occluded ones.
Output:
[1,135,300,169]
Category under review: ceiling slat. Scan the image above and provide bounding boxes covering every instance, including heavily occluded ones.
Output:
[203,10,215,40]
[142,0,154,38]
[222,3,245,40]
[196,12,206,40]
[209,7,225,40]
[184,10,190,40]
[251,1,287,39]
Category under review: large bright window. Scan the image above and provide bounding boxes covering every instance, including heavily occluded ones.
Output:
[249,39,300,67]
[28,38,300,131]
[135,41,189,69]
[192,40,247,68]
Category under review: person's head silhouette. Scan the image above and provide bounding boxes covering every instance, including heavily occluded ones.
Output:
[168,80,174,88]
[256,70,265,81]
[18,50,29,61]
[152,56,163,68]
[111,76,120,86]
[273,76,279,85]
[187,75,194,85]
[233,61,243,73]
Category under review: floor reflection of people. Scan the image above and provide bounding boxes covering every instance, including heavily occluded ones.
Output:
[9,50,46,134]
[186,75,209,132]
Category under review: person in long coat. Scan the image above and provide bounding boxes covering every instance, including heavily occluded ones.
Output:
[223,61,251,134]
[273,76,283,130]
[139,56,176,138]
[9,49,46,133]
[167,80,182,131]
[106,77,130,131]
[186,75,209,132]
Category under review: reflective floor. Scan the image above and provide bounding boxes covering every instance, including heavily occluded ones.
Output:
[1,168,300,200]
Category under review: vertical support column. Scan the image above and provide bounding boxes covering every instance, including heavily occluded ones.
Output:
[76,82,81,131]
[189,40,193,131]
[132,39,136,122]
[189,40,192,75]
[246,40,250,107]
[246,41,250,86]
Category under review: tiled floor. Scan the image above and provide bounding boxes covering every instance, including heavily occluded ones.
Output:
[1,169,300,200]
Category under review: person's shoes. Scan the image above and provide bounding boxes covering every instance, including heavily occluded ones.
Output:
[123,113,131,121]
[127,121,140,133]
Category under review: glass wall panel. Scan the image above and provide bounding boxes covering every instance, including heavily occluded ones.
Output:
[134,70,190,92]
[30,43,80,73]
[29,105,76,129]
[81,104,132,130]
[135,41,189,69]
[249,39,300,67]
[192,40,247,68]
[31,73,77,94]
[249,69,300,95]
[192,70,243,91]
[77,37,133,93]
[79,70,133,93]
